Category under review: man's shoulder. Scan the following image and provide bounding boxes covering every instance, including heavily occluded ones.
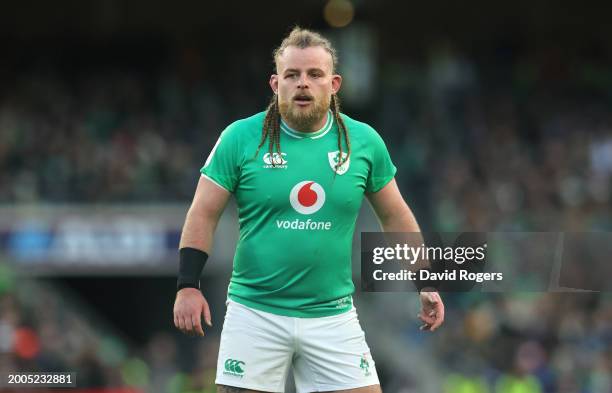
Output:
[222,111,266,139]
[339,113,383,141]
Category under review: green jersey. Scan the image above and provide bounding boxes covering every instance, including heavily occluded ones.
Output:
[201,110,396,317]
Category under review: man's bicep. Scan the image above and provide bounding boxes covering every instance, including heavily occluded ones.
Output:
[366,178,406,222]
[191,175,232,221]
[179,176,230,250]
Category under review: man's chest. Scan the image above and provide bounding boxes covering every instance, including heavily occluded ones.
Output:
[236,144,370,215]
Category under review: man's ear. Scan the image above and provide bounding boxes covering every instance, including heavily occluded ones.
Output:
[331,74,342,94]
[269,74,278,94]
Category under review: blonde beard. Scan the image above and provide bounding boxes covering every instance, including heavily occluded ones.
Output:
[279,96,330,132]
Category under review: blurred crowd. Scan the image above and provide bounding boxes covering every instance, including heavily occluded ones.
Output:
[1,39,611,393]
[361,291,612,393]
[1,43,611,233]
[0,266,220,393]
[377,43,612,232]
[414,293,611,393]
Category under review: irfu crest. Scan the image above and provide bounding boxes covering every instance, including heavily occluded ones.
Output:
[328,151,350,175]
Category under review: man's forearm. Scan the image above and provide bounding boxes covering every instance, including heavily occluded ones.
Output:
[379,206,420,233]
[380,207,432,283]
[179,206,218,253]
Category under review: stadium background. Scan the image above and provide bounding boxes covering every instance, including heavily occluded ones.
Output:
[1,0,611,392]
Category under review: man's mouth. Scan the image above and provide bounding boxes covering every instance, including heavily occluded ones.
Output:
[293,95,313,106]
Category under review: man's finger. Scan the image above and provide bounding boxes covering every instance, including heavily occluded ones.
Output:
[192,315,205,336]
[430,302,445,331]
[177,313,186,332]
[180,315,192,336]
[202,302,212,327]
[418,312,435,325]
[184,314,194,334]
[418,312,434,323]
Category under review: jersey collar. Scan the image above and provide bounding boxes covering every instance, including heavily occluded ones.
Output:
[280,110,333,139]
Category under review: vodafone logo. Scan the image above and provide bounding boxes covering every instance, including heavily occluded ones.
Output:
[278,181,331,229]
[290,181,325,215]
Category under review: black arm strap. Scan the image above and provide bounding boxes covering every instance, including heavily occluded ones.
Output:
[177,247,208,291]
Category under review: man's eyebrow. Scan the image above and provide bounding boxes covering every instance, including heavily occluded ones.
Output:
[283,67,326,74]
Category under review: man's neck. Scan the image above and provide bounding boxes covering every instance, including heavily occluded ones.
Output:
[281,111,329,133]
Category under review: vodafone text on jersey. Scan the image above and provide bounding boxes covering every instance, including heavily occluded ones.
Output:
[276,181,332,230]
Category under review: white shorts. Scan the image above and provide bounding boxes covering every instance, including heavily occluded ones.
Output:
[215,299,380,392]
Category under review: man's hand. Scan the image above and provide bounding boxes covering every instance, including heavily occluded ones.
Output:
[417,289,445,332]
[173,288,212,336]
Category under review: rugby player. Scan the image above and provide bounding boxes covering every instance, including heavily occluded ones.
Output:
[173,27,445,393]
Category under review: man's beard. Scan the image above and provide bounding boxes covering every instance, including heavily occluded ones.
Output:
[279,94,330,132]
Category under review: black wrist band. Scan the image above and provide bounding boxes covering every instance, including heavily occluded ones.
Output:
[177,247,208,291]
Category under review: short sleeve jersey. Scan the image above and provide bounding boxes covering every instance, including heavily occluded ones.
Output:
[201,110,396,317]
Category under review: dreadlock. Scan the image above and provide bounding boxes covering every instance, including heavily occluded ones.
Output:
[331,94,350,171]
[254,95,282,164]
[254,26,351,170]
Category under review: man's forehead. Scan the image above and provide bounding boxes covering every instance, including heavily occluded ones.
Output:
[276,46,334,72]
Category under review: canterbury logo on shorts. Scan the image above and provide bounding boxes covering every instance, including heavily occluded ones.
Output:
[223,359,246,377]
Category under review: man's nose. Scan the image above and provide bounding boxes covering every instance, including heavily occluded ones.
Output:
[297,74,309,89]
